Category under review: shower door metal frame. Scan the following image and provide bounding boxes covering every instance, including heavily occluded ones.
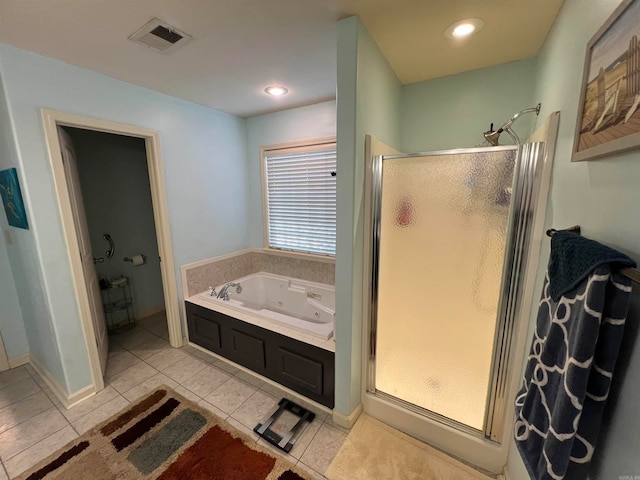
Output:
[366,143,544,443]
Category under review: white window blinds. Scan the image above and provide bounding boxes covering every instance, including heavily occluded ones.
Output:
[263,142,336,256]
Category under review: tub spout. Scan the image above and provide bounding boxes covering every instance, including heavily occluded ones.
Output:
[217,282,242,301]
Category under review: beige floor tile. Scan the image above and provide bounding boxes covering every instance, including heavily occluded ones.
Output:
[107,362,158,394]
[148,323,170,340]
[213,359,241,375]
[128,335,171,361]
[0,377,40,410]
[0,367,30,390]
[111,327,157,350]
[260,382,288,399]
[71,395,130,435]
[0,407,68,461]
[180,344,202,356]
[4,425,77,478]
[322,417,351,435]
[105,350,142,379]
[107,341,125,353]
[145,348,188,371]
[204,377,257,415]
[121,373,178,402]
[299,423,347,474]
[235,370,266,388]
[231,390,278,429]
[25,374,63,410]
[136,312,165,329]
[162,355,208,384]
[226,416,260,442]
[196,399,228,420]
[256,437,293,461]
[289,418,322,460]
[173,385,202,403]
[0,391,53,434]
[0,464,7,480]
[183,346,218,364]
[182,365,231,398]
[296,461,328,480]
[62,386,121,423]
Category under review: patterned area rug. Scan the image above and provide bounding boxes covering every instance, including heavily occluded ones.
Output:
[16,386,310,480]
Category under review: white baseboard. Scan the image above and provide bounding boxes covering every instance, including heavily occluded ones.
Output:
[28,355,96,409]
[8,353,30,368]
[332,403,362,429]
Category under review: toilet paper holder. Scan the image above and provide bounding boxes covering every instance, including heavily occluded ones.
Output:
[123,254,147,266]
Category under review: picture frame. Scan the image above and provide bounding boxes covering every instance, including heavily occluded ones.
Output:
[572,0,640,162]
[0,167,30,229]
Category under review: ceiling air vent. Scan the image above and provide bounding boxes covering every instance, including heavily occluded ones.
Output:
[129,18,192,54]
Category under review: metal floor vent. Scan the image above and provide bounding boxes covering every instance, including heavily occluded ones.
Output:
[129,18,192,54]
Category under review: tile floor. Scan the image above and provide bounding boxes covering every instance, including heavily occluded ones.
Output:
[0,311,346,479]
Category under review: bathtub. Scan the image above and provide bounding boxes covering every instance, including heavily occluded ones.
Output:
[198,272,334,339]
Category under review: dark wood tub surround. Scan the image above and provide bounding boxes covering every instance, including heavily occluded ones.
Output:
[186,301,335,408]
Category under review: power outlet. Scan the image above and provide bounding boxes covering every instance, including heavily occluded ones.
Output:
[3,229,12,245]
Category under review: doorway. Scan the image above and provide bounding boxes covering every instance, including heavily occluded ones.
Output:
[63,127,167,329]
[42,109,181,393]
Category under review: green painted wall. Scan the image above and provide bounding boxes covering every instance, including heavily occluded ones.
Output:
[335,16,401,416]
[507,0,640,478]
[400,59,538,153]
[0,67,30,361]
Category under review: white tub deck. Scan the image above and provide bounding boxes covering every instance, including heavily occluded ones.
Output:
[188,272,335,351]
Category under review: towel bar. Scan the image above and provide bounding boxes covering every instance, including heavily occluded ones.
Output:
[546,226,640,285]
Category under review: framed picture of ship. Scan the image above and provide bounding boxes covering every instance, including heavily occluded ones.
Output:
[572,0,640,162]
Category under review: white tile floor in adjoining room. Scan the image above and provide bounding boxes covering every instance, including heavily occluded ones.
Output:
[0,311,346,479]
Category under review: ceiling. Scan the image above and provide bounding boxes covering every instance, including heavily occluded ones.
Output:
[0,0,563,118]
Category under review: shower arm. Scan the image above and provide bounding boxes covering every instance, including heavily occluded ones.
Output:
[497,104,540,134]
[483,103,541,146]
[502,126,520,145]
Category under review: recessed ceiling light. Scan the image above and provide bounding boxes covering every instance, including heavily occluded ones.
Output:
[444,18,484,39]
[264,85,289,96]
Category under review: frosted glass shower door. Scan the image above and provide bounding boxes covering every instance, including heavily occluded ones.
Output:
[374,148,517,431]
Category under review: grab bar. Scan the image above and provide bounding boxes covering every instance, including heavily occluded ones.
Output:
[103,234,115,259]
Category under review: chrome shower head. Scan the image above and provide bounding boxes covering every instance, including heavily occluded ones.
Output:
[483,103,541,146]
[484,128,502,146]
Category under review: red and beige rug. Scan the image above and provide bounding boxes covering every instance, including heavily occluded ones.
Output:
[17,386,311,480]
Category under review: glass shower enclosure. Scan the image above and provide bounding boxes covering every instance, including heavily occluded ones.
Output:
[367,143,544,441]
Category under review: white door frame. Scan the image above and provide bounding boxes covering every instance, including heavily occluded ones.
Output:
[41,109,182,392]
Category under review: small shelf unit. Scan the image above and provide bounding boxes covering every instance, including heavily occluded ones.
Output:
[101,276,135,332]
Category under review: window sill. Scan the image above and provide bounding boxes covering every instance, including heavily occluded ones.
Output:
[260,247,335,264]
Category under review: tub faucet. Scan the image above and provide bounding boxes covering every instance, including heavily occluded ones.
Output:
[217,282,242,301]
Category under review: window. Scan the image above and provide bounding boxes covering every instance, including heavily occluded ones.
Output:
[261,139,336,256]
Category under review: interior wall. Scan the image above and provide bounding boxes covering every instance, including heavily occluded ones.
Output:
[244,100,337,247]
[68,128,165,319]
[335,16,402,417]
[0,68,30,361]
[0,43,250,394]
[506,0,640,478]
[400,59,538,153]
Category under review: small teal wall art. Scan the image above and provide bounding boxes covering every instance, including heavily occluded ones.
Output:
[0,168,29,229]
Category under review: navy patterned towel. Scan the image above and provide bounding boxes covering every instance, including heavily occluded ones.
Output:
[515,233,634,480]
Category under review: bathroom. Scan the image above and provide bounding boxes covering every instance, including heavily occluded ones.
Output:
[0,0,640,478]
